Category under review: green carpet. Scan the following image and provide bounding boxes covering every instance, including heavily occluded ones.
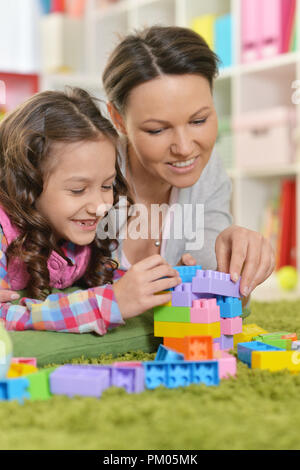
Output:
[1,300,300,450]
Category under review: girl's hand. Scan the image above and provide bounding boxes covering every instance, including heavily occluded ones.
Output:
[176,253,197,266]
[112,254,181,319]
[0,290,20,302]
[215,225,275,297]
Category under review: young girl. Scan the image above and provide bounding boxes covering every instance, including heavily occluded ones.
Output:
[0,87,180,333]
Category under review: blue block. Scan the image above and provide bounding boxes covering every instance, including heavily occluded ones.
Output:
[0,377,30,404]
[237,341,284,367]
[173,265,202,284]
[143,360,219,389]
[155,345,184,362]
[215,14,232,69]
[217,296,242,318]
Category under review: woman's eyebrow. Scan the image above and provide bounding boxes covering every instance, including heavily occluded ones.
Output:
[142,106,211,124]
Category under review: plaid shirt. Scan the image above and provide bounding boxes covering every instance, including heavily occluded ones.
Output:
[0,227,125,334]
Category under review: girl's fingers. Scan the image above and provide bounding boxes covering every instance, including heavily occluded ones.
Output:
[133,254,169,272]
[146,265,180,283]
[177,253,197,266]
[0,290,19,302]
[149,292,173,308]
[147,276,181,295]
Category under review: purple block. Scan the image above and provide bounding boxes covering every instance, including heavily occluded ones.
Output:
[172,282,199,307]
[112,367,145,393]
[220,335,234,350]
[192,270,241,298]
[50,365,112,398]
[213,337,221,344]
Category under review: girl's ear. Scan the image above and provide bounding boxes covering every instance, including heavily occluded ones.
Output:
[107,102,127,135]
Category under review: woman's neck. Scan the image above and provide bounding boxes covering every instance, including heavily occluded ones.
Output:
[127,147,172,205]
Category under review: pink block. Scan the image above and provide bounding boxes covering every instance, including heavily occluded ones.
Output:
[113,362,143,368]
[213,343,220,352]
[220,317,242,335]
[218,352,237,379]
[11,357,37,367]
[190,298,220,324]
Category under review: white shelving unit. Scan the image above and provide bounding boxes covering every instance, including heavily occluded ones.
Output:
[39,0,300,298]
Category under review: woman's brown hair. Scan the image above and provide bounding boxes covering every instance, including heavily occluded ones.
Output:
[102,25,220,114]
[0,87,130,300]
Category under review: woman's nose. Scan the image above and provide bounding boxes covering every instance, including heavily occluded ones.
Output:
[171,129,194,157]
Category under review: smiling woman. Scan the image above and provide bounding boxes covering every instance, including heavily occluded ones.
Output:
[103,25,275,301]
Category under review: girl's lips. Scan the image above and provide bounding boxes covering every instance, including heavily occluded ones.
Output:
[71,219,98,231]
[166,156,199,174]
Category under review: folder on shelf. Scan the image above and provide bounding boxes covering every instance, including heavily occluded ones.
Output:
[276,179,296,269]
[281,0,296,53]
[215,14,232,68]
[260,0,282,59]
[241,0,261,63]
[190,14,217,51]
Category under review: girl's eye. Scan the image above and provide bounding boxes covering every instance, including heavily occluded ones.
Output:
[70,189,85,194]
[192,118,207,125]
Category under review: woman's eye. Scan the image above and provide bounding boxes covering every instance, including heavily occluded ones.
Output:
[192,118,207,125]
[146,128,164,135]
[102,185,114,190]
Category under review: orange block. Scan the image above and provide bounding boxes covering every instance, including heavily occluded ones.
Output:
[282,333,297,341]
[164,336,214,360]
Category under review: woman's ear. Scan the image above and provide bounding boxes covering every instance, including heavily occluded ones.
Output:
[107,102,127,135]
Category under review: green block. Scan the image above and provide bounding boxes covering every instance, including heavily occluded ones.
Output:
[153,305,190,322]
[253,332,292,341]
[27,367,57,401]
[254,337,292,350]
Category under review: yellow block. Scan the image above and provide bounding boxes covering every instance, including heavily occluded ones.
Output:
[252,351,300,372]
[154,321,220,338]
[7,363,38,378]
[190,14,217,51]
[234,324,268,347]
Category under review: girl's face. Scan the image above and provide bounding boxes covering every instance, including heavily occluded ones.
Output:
[117,74,218,188]
[36,137,116,246]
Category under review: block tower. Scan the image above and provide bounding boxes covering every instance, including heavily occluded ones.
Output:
[154,266,243,360]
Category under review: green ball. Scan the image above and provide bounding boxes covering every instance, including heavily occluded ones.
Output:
[277,266,298,291]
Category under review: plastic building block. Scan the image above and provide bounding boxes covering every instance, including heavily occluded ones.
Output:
[183,336,213,360]
[220,335,234,350]
[216,351,237,379]
[220,317,242,335]
[113,362,143,368]
[234,324,268,346]
[190,298,220,323]
[253,332,294,350]
[50,365,113,398]
[213,342,220,351]
[143,360,219,389]
[154,320,220,339]
[7,363,38,378]
[155,344,184,362]
[153,305,190,323]
[237,341,284,367]
[282,333,297,341]
[172,283,199,307]
[252,350,300,372]
[192,270,241,298]
[11,357,37,367]
[0,377,30,404]
[111,367,145,393]
[216,296,243,318]
[213,337,221,345]
[291,341,300,351]
[173,265,202,283]
[163,337,185,353]
[27,367,57,401]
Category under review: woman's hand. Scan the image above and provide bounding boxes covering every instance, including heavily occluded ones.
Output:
[176,253,197,266]
[112,254,181,319]
[0,290,20,302]
[215,225,275,297]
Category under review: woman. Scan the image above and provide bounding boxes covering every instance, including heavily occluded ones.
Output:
[102,25,275,305]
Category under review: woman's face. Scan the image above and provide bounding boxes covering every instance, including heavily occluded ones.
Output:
[121,74,218,188]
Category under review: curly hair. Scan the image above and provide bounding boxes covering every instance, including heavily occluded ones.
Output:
[0,87,131,300]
